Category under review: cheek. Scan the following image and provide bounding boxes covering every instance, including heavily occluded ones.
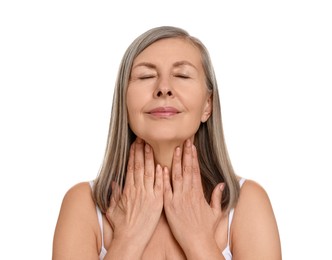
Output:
[126,105,139,134]
[184,94,207,115]
[126,89,146,128]
[126,93,137,123]
[126,88,140,110]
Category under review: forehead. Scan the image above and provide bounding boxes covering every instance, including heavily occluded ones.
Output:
[133,37,203,67]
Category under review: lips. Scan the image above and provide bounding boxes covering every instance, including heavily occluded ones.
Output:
[147,106,180,117]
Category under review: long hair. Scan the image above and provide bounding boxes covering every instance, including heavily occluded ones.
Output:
[92,26,240,213]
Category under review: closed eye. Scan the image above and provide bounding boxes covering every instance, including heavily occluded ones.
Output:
[174,74,190,79]
[139,75,156,79]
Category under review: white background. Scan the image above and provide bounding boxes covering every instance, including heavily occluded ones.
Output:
[0,0,331,259]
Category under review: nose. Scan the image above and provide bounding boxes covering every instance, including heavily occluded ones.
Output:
[155,89,173,97]
[153,78,174,98]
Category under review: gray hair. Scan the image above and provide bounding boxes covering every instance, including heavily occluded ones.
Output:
[93,26,240,213]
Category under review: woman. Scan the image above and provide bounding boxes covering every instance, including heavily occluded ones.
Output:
[53,26,282,260]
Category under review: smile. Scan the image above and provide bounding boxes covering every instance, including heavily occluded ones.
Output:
[147,106,180,118]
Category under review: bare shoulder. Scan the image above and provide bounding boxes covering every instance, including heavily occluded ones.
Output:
[57,182,96,221]
[231,179,282,259]
[62,182,94,209]
[237,179,272,210]
[53,182,101,260]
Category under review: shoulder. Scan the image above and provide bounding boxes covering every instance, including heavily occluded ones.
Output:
[231,179,282,259]
[238,179,271,209]
[56,181,98,228]
[53,181,101,259]
[62,181,93,205]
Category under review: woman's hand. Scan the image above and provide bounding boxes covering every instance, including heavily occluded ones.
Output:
[105,138,163,257]
[163,139,225,259]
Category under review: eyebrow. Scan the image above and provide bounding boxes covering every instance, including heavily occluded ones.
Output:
[173,61,198,70]
[132,62,157,70]
[132,60,198,70]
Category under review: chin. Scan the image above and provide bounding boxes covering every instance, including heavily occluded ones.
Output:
[140,133,195,145]
[132,126,198,145]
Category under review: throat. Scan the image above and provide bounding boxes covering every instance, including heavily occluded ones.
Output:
[151,144,177,170]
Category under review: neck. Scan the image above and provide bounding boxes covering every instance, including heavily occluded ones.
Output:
[146,137,194,170]
[148,141,182,170]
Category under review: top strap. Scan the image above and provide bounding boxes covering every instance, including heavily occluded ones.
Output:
[89,181,105,251]
[226,178,246,247]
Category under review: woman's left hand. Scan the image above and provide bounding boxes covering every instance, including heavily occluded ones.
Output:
[163,139,225,259]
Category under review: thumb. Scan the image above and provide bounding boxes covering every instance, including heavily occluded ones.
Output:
[108,181,120,214]
[106,181,119,224]
[111,181,120,202]
[210,183,225,211]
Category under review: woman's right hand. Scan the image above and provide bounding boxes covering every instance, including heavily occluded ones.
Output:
[105,138,163,257]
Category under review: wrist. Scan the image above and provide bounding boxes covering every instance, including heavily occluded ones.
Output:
[183,238,223,260]
[105,237,145,260]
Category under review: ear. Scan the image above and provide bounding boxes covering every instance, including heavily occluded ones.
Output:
[201,95,212,123]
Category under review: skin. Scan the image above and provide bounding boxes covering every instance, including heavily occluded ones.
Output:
[52,38,282,259]
[126,38,212,169]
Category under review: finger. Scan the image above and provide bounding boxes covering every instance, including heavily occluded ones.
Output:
[182,139,193,192]
[144,143,155,191]
[192,145,203,193]
[111,181,120,202]
[124,143,135,187]
[171,146,183,193]
[106,200,115,225]
[133,138,145,187]
[106,194,118,231]
[163,166,173,204]
[154,164,163,196]
[106,182,119,222]
[210,183,225,212]
[108,195,117,213]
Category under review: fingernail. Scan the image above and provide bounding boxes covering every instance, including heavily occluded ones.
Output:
[220,183,225,191]
[186,139,191,147]
[145,144,151,152]
[176,147,181,156]
[164,167,169,174]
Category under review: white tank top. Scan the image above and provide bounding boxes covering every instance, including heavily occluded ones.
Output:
[90,178,246,260]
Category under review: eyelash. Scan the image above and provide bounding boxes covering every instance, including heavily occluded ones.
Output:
[138,74,190,80]
[138,75,156,80]
[175,74,190,79]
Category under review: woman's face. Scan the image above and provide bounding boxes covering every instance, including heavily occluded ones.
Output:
[126,37,211,144]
